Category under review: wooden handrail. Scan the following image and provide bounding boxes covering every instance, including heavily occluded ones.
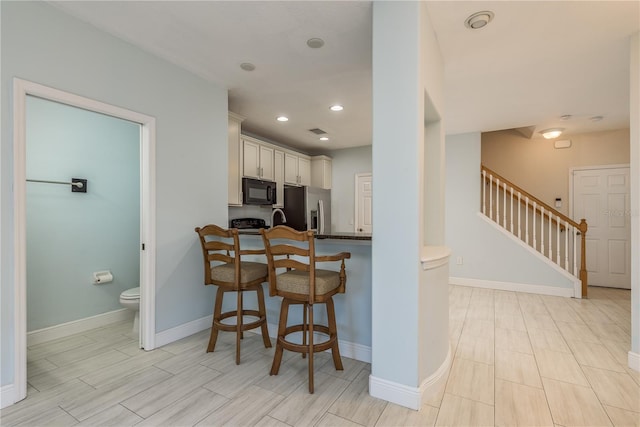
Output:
[481,165,588,297]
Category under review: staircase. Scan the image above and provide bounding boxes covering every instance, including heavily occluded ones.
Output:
[481,165,589,297]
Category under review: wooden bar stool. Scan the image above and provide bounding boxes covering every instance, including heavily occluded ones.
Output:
[195,224,271,364]
[260,225,350,393]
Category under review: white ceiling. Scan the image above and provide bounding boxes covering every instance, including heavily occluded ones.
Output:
[50,1,639,153]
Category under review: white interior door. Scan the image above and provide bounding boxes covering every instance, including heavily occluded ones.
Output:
[355,173,372,233]
[573,167,631,289]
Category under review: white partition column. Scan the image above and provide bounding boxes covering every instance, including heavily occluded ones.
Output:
[629,32,639,372]
[370,1,450,410]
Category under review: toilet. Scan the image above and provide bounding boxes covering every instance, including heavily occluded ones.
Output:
[119,287,140,334]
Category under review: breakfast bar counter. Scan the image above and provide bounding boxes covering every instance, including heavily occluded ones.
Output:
[235,231,373,362]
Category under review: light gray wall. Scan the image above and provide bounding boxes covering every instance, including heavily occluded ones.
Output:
[328,145,372,233]
[445,132,576,289]
[1,1,227,386]
[26,96,140,331]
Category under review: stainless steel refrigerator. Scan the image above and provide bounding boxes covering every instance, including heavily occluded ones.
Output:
[274,186,331,233]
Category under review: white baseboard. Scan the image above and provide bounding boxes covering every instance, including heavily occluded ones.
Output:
[1,384,15,409]
[27,309,134,346]
[155,317,372,363]
[369,375,422,410]
[450,276,575,298]
[369,347,452,410]
[155,315,213,348]
[629,351,640,372]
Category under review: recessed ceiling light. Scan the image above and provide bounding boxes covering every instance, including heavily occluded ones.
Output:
[320,137,329,141]
[330,105,343,112]
[307,38,325,49]
[240,62,255,71]
[560,115,572,121]
[540,128,564,139]
[590,115,604,122]
[464,11,494,29]
[276,116,289,122]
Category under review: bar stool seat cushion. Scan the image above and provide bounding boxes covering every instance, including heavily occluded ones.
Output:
[211,262,268,284]
[276,269,340,295]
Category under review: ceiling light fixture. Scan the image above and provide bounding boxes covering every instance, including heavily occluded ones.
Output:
[464,11,494,29]
[306,38,325,49]
[276,116,289,122]
[540,128,564,139]
[560,115,572,121]
[330,105,343,112]
[240,62,255,71]
[590,115,604,122]
[320,137,329,141]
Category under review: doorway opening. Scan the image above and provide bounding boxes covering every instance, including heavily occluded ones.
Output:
[12,78,156,404]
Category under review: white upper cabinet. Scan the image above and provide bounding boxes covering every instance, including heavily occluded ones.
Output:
[228,112,245,206]
[243,137,274,181]
[285,152,311,186]
[311,155,332,189]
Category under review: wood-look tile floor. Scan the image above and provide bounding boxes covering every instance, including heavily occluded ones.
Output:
[3,285,638,426]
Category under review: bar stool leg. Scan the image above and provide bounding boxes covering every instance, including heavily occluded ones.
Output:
[207,288,224,353]
[326,297,343,371]
[308,304,314,393]
[302,303,308,359]
[235,290,243,365]
[256,284,271,348]
[271,298,289,375]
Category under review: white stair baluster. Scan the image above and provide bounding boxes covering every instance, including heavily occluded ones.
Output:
[489,174,493,220]
[533,201,537,249]
[482,170,487,215]
[510,187,514,233]
[540,206,545,255]
[556,216,561,264]
[548,210,552,259]
[525,197,529,245]
[518,193,522,239]
[496,178,501,225]
[503,182,507,228]
[566,221,570,271]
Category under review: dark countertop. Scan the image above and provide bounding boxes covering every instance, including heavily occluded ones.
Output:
[238,229,372,241]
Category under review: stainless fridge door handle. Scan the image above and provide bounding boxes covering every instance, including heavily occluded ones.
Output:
[318,199,325,234]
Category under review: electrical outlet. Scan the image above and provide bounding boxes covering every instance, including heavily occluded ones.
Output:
[456,256,463,265]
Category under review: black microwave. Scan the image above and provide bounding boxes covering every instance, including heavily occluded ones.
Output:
[242,178,276,205]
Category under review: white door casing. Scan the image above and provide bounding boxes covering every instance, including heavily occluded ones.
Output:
[572,166,631,289]
[355,173,373,233]
[12,78,156,404]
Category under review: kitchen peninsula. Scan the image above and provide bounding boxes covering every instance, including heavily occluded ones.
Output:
[235,231,373,362]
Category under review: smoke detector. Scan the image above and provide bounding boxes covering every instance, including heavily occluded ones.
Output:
[465,11,494,29]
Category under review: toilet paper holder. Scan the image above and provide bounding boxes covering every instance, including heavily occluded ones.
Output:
[93,270,113,284]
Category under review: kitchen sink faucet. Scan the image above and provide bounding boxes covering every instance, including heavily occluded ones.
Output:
[271,208,287,227]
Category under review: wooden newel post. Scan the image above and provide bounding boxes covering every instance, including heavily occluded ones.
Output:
[579,218,588,298]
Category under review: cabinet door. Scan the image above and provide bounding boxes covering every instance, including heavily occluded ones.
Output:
[284,152,299,185]
[298,157,311,186]
[259,144,275,181]
[273,150,284,208]
[243,140,260,179]
[228,116,242,205]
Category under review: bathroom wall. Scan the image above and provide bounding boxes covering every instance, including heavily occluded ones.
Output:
[26,96,140,331]
[2,1,228,388]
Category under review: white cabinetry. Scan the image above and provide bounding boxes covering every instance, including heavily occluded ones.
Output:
[311,155,332,189]
[243,137,274,181]
[285,152,311,186]
[273,150,284,208]
[228,112,245,206]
